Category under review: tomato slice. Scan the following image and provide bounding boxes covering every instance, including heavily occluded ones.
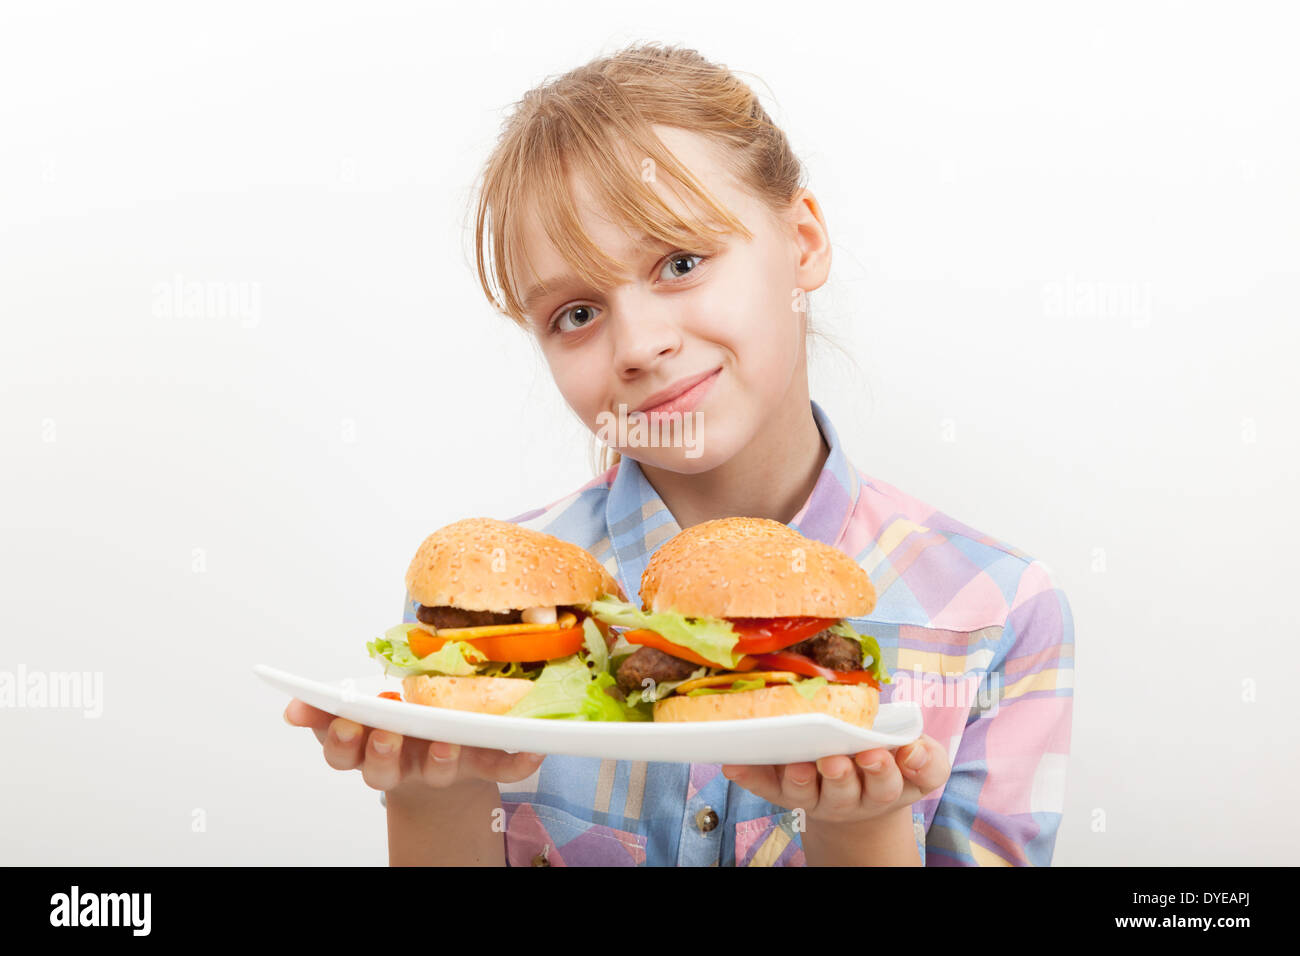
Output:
[407,628,442,659]
[751,651,880,690]
[469,626,586,662]
[622,629,758,671]
[617,626,880,689]
[619,617,834,666]
[729,617,837,655]
[408,625,587,663]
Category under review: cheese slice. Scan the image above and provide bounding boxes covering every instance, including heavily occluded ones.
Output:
[425,612,578,641]
[673,671,802,695]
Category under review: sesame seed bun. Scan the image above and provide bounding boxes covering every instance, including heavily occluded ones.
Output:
[640,517,876,619]
[652,681,880,727]
[404,517,623,611]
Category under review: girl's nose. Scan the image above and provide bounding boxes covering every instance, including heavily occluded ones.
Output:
[609,298,684,378]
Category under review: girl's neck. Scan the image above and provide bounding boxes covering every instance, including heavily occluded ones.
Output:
[638,388,829,531]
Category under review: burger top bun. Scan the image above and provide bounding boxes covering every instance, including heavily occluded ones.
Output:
[405,517,623,611]
[640,516,876,619]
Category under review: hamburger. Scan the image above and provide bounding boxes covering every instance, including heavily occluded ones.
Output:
[589,517,889,726]
[366,517,642,720]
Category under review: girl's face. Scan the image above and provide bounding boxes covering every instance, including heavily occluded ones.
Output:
[514,126,829,474]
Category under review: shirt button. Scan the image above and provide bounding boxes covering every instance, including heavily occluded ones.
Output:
[695,806,719,833]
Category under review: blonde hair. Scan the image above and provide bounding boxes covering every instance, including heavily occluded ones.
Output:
[472,42,808,475]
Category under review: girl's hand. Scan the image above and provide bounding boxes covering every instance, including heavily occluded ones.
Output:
[720,733,950,825]
[283,698,544,794]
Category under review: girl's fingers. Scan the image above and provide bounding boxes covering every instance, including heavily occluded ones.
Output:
[360,730,404,791]
[419,740,464,788]
[284,700,333,745]
[721,764,784,805]
[896,736,950,797]
[322,717,368,770]
[415,742,544,790]
[813,755,860,813]
[781,761,822,811]
[460,745,501,780]
[287,703,551,791]
[496,752,546,784]
[284,698,332,732]
[855,748,904,807]
[461,745,544,784]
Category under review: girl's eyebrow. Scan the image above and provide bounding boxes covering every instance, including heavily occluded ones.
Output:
[522,276,577,314]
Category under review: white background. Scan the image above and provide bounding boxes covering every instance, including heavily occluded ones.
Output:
[2,0,1296,865]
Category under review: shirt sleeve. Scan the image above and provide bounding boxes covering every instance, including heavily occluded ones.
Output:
[923,559,1075,866]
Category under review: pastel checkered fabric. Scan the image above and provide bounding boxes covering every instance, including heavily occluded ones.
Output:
[403,400,1074,865]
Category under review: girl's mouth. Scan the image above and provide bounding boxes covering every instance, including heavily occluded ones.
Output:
[635,367,721,420]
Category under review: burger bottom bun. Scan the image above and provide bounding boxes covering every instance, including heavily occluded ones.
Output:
[653,682,880,728]
[401,675,535,716]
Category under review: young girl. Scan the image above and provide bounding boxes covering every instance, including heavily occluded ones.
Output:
[285,42,1074,866]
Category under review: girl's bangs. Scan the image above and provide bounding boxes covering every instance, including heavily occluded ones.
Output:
[496,119,752,323]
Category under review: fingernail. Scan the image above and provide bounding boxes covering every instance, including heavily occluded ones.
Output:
[904,747,929,771]
[335,724,357,744]
[855,752,883,772]
[283,711,295,726]
[372,734,393,755]
[431,741,456,761]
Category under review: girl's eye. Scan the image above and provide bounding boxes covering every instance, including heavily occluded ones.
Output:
[548,253,706,334]
[660,253,704,280]
[553,304,600,334]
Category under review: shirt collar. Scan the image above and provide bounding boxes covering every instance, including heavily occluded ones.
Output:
[603,398,862,605]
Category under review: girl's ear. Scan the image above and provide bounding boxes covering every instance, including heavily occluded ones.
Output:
[788,189,832,294]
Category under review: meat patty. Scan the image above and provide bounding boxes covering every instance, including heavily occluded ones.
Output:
[616,646,700,694]
[416,605,522,629]
[786,630,863,671]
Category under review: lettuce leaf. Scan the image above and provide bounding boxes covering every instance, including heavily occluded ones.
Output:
[478,659,544,680]
[366,624,486,677]
[679,675,830,700]
[581,672,651,721]
[828,621,890,684]
[684,676,765,696]
[366,618,644,720]
[505,653,648,721]
[587,595,744,668]
[790,676,829,700]
[581,617,609,673]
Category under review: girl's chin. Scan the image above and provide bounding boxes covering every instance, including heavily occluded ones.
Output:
[593,392,751,473]
[626,447,719,475]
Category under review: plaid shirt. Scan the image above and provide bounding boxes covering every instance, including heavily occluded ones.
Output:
[403,400,1074,865]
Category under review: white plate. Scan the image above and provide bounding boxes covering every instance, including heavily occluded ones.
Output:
[256,664,923,765]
